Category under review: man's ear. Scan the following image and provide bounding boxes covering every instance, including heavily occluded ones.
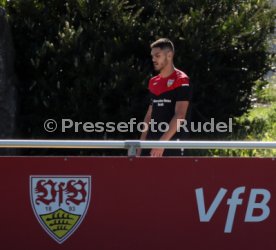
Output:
[167,50,174,60]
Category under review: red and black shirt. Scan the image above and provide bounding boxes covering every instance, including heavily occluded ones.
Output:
[147,68,191,139]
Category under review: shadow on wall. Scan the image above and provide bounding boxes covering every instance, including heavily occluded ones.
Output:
[0,7,17,155]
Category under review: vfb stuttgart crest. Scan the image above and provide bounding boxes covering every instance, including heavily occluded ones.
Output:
[167,79,174,87]
[30,176,91,244]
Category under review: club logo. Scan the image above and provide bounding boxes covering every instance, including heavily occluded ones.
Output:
[30,176,91,244]
[167,79,174,87]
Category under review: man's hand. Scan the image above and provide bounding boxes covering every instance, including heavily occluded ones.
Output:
[150,148,165,157]
[136,148,142,157]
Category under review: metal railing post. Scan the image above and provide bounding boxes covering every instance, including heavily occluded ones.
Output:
[125,140,140,157]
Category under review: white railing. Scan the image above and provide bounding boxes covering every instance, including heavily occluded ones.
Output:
[0,140,276,156]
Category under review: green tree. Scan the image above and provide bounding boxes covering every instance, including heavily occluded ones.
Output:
[2,0,275,155]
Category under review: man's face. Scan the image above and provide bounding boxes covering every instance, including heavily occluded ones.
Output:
[151,47,171,71]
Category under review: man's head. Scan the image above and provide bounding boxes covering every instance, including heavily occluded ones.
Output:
[150,38,175,72]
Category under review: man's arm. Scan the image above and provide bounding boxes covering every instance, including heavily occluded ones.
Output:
[137,105,152,156]
[150,101,189,157]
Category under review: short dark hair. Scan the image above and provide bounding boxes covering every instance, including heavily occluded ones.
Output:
[150,38,174,52]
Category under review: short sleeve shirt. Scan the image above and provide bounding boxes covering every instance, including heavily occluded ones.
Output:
[147,68,191,139]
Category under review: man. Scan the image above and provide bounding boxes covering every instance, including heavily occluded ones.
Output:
[137,38,191,157]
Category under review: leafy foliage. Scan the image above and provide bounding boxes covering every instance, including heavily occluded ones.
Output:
[2,0,275,155]
[208,73,276,157]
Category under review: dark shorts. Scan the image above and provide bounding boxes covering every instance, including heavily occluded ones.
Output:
[140,148,185,157]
